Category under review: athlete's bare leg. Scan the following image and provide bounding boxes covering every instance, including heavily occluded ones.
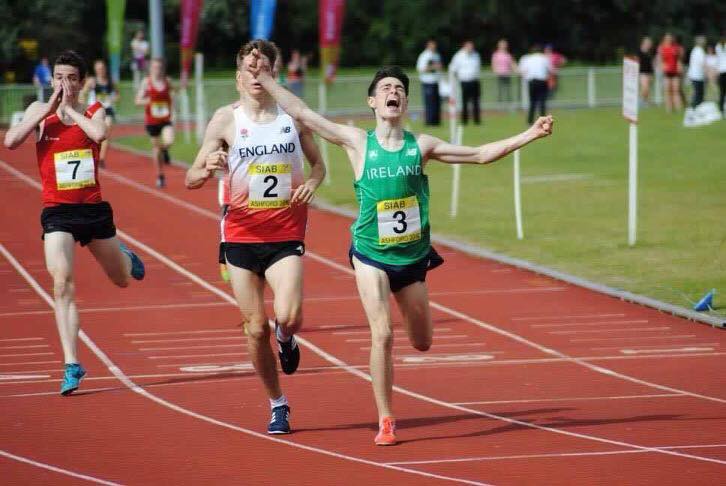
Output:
[264,255,303,337]
[160,125,174,150]
[44,232,79,364]
[352,256,394,420]
[227,263,282,400]
[394,281,433,352]
[150,136,164,178]
[87,236,132,287]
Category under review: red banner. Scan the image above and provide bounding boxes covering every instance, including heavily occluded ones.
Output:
[318,0,345,83]
[180,0,204,87]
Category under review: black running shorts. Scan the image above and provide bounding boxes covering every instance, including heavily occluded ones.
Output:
[222,241,305,276]
[40,201,116,247]
[145,121,171,137]
[348,245,444,293]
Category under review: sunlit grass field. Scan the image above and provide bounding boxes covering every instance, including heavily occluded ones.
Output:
[115,106,726,316]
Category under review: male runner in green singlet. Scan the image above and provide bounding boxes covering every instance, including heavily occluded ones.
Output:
[251,52,553,445]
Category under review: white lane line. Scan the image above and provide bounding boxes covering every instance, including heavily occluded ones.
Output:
[621,347,714,355]
[111,234,726,465]
[550,327,670,335]
[571,334,697,343]
[147,352,248,360]
[513,313,626,321]
[124,329,241,337]
[360,342,488,351]
[156,361,250,369]
[0,310,54,317]
[335,328,452,336]
[77,302,229,314]
[0,360,60,367]
[138,344,245,351]
[131,336,245,344]
[0,337,45,342]
[345,334,469,343]
[0,345,50,350]
[0,449,120,485]
[592,342,719,351]
[0,352,53,358]
[532,319,649,328]
[385,443,726,465]
[0,374,51,380]
[454,393,681,405]
[431,287,566,296]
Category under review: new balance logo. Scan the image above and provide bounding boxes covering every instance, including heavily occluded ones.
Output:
[281,126,291,134]
[368,150,378,159]
[406,148,417,156]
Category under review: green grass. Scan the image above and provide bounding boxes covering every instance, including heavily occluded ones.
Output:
[114,106,726,315]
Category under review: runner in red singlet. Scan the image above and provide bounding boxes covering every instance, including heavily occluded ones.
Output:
[185,40,325,434]
[658,33,684,112]
[3,50,145,396]
[135,58,175,188]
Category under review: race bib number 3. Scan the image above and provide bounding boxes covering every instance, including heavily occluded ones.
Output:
[150,101,170,118]
[248,162,292,209]
[377,195,422,244]
[54,149,96,190]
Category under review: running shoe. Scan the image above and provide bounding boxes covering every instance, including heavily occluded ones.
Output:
[276,325,300,375]
[268,405,291,434]
[156,174,166,188]
[119,243,145,281]
[60,363,86,396]
[374,416,397,446]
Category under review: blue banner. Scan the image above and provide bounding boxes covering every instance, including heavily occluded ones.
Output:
[250,0,277,40]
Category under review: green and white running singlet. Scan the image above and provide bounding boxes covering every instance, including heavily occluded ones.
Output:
[351,130,431,265]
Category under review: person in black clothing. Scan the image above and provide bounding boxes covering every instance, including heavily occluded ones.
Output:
[638,37,654,104]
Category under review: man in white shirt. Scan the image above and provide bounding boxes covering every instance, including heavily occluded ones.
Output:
[416,40,442,126]
[716,32,726,114]
[449,40,482,124]
[687,35,706,108]
[519,44,551,124]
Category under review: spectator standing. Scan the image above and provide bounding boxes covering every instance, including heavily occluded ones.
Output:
[704,44,718,99]
[491,39,517,103]
[449,40,482,125]
[131,30,150,74]
[638,36,655,104]
[32,56,52,102]
[687,35,706,108]
[286,50,307,99]
[544,44,566,97]
[416,40,443,125]
[716,33,726,114]
[519,44,551,124]
[658,33,684,112]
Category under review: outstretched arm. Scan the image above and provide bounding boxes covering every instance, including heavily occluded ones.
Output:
[420,115,554,165]
[252,50,364,150]
[185,107,231,189]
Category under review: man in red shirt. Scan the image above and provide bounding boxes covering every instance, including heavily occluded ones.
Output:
[3,50,145,396]
[658,33,684,112]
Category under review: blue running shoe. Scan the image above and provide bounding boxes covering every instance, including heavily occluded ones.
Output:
[60,363,86,396]
[268,405,291,434]
[119,243,145,281]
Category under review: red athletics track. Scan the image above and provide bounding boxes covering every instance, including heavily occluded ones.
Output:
[0,134,724,485]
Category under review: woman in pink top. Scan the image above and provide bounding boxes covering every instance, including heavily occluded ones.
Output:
[491,39,517,103]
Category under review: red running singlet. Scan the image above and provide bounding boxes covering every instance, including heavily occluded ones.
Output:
[144,77,172,125]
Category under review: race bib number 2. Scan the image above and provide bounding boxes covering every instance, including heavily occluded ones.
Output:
[377,195,422,244]
[248,162,292,209]
[54,149,96,190]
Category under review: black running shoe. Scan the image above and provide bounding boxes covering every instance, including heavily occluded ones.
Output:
[156,174,166,188]
[277,332,300,375]
[267,405,291,434]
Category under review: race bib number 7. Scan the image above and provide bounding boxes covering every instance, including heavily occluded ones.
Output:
[54,149,96,190]
[248,162,292,209]
[377,195,422,245]
[150,101,170,118]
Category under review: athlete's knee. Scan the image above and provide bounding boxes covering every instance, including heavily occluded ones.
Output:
[244,318,270,342]
[51,274,74,300]
[276,305,303,334]
[370,325,393,349]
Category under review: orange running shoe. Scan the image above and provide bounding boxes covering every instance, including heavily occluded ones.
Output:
[374,416,397,446]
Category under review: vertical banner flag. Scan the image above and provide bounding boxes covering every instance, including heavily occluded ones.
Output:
[180,0,204,88]
[250,0,277,40]
[319,0,345,83]
[106,0,126,83]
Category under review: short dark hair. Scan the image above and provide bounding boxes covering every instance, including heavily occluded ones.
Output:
[367,67,409,97]
[53,50,87,79]
[237,39,278,70]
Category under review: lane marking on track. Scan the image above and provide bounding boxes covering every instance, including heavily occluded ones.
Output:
[592,342,719,351]
[361,342,489,351]
[138,344,245,351]
[550,327,670,335]
[0,345,50,350]
[0,352,53,358]
[513,313,627,321]
[131,336,245,344]
[346,334,468,343]
[400,354,496,364]
[0,337,45,342]
[532,319,649,328]
[0,449,120,485]
[0,374,50,380]
[0,245,488,484]
[571,334,697,343]
[454,393,682,405]
[620,347,714,355]
[4,158,726,467]
[124,329,241,337]
[385,443,726,465]
[335,328,452,336]
[0,360,60,367]
[0,310,54,317]
[147,352,248,360]
[179,363,254,373]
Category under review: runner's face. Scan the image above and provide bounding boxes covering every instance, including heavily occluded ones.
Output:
[150,61,164,78]
[237,53,266,96]
[94,62,106,77]
[368,77,407,119]
[52,65,82,99]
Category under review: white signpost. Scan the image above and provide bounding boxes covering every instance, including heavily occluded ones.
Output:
[622,57,639,246]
